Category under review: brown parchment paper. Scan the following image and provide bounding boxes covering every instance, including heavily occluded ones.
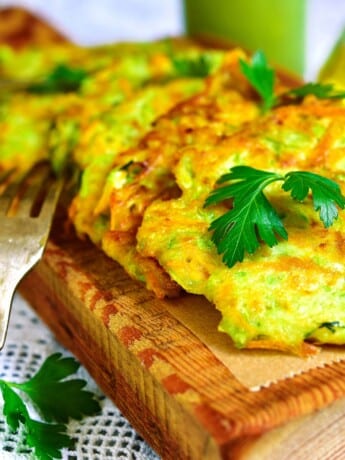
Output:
[163,294,345,390]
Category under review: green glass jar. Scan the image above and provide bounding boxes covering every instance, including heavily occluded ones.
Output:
[183,0,344,78]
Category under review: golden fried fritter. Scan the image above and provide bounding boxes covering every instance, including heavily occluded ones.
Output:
[68,77,205,244]
[0,37,219,189]
[98,50,262,295]
[137,97,345,354]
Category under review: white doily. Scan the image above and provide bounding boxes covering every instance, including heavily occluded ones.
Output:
[0,294,160,460]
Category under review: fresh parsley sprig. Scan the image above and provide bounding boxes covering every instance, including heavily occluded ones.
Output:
[172,54,214,78]
[283,82,345,103]
[240,51,345,112]
[0,381,73,460]
[28,64,88,94]
[205,166,345,268]
[240,50,277,112]
[0,353,101,460]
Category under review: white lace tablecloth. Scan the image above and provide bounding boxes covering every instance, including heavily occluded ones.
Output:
[0,295,160,460]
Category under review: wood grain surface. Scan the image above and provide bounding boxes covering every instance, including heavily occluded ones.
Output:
[18,207,345,459]
[3,7,345,459]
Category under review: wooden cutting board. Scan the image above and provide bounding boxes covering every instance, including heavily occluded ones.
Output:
[19,206,345,460]
[3,7,345,459]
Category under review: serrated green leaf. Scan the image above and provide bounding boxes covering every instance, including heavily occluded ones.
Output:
[210,190,287,267]
[205,166,281,207]
[239,52,345,111]
[0,381,26,431]
[28,64,88,94]
[206,166,287,267]
[15,353,101,423]
[27,353,80,382]
[239,51,277,112]
[21,379,100,423]
[172,53,214,78]
[285,82,345,102]
[283,171,345,227]
[26,419,74,460]
[0,378,73,460]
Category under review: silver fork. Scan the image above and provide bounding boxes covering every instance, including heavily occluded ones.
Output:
[0,162,64,349]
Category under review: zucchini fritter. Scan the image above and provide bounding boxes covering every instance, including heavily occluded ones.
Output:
[62,51,227,243]
[137,97,345,355]
[0,39,220,181]
[98,50,262,296]
[67,77,206,244]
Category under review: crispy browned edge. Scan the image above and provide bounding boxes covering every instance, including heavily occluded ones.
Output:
[0,6,68,48]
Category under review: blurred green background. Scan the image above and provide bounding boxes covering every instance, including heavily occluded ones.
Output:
[183,0,344,79]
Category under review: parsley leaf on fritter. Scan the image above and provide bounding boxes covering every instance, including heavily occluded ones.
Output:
[28,64,88,94]
[205,166,345,267]
[240,51,345,112]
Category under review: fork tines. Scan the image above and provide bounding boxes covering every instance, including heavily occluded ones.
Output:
[0,161,60,218]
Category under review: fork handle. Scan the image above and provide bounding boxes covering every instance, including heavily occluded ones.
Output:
[0,270,22,350]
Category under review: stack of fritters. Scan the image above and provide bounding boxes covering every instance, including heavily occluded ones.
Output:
[97,49,261,296]
[137,97,345,355]
[0,37,221,176]
[3,33,345,355]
